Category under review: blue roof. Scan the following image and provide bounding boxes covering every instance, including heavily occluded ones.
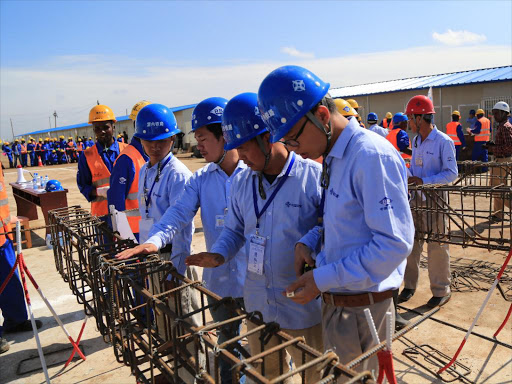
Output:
[19,103,198,137]
[329,65,512,99]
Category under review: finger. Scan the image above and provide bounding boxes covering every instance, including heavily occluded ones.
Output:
[285,278,302,295]
[304,253,315,267]
[294,259,305,278]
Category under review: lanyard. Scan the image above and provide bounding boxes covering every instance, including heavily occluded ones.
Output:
[252,152,295,233]
[143,154,172,215]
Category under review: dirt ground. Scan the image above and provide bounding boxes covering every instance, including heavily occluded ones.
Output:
[0,154,510,384]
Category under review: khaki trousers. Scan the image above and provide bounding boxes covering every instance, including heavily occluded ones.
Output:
[405,194,451,297]
[321,298,394,377]
[247,321,324,383]
[491,157,512,218]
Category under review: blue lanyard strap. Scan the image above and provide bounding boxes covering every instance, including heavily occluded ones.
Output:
[252,153,295,230]
[143,154,172,214]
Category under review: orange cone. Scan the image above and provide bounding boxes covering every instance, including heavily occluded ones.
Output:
[38,156,44,167]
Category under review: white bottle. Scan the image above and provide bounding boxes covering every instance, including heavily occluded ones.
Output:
[33,173,38,189]
[43,175,49,189]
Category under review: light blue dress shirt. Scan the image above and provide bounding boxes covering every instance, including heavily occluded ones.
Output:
[305,117,414,294]
[211,153,323,330]
[146,161,248,299]
[410,126,458,185]
[138,153,194,275]
[368,124,389,138]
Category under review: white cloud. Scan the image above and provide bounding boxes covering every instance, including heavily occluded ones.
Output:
[1,44,510,138]
[281,46,315,59]
[432,29,487,46]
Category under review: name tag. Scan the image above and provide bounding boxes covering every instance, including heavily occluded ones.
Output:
[415,155,423,167]
[248,234,266,275]
[215,214,225,228]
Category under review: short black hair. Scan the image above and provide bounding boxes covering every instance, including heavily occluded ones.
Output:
[206,123,223,140]
[414,114,433,123]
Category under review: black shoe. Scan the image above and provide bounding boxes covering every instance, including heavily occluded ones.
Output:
[427,293,452,308]
[395,312,410,331]
[4,319,43,334]
[398,288,416,303]
[0,337,9,354]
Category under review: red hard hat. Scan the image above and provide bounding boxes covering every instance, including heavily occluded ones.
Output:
[405,95,435,115]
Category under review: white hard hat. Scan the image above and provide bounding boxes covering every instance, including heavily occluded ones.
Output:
[492,101,510,113]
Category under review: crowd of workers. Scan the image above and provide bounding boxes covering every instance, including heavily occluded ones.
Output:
[2,64,511,383]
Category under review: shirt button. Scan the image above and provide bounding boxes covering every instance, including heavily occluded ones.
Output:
[231,269,235,272]
[267,236,270,240]
[267,212,272,216]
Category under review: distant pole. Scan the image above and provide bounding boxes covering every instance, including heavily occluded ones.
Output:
[53,111,58,128]
[10,118,15,141]
[126,108,128,115]
[49,117,51,129]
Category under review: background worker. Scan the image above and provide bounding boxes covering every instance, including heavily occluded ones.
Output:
[257,65,413,375]
[467,108,490,168]
[381,112,393,129]
[118,97,248,384]
[186,92,324,382]
[35,138,43,165]
[20,139,28,167]
[27,138,36,167]
[400,95,457,308]
[2,141,13,168]
[66,137,77,163]
[76,138,85,159]
[446,110,467,160]
[49,149,58,165]
[466,109,477,130]
[486,101,512,222]
[386,113,412,166]
[107,100,151,242]
[367,112,389,138]
[11,140,21,167]
[77,104,127,221]
[347,99,364,127]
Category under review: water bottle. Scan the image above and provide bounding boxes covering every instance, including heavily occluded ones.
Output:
[43,175,49,189]
[32,173,38,189]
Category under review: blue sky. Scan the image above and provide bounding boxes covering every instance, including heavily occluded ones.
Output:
[1,0,511,137]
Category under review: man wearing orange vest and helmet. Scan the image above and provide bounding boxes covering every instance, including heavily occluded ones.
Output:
[380,112,394,129]
[77,104,127,220]
[467,108,490,168]
[386,113,412,166]
[107,100,150,241]
[446,111,466,161]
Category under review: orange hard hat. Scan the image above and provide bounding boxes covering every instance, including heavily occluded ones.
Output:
[89,104,117,124]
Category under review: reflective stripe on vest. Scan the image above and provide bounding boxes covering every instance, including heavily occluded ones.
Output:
[386,128,412,160]
[446,122,461,145]
[84,142,127,217]
[113,144,145,233]
[475,117,490,142]
[0,170,11,245]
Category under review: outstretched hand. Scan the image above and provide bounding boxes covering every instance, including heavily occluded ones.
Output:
[116,243,158,260]
[185,252,225,268]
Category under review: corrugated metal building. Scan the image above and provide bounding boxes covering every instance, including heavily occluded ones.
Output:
[329,65,512,135]
[17,103,197,147]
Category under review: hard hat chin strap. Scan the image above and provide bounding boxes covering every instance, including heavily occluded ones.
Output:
[215,150,227,165]
[305,110,332,189]
[255,135,271,199]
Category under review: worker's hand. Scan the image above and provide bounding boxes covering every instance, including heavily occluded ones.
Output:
[466,128,472,134]
[186,252,225,268]
[116,243,158,260]
[282,270,321,305]
[408,176,423,186]
[294,242,315,278]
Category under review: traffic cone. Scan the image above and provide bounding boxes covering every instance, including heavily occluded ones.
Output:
[38,156,44,167]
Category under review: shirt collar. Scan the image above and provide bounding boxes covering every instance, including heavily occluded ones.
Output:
[96,140,119,153]
[415,125,439,145]
[327,116,360,160]
[250,151,298,179]
[208,159,247,173]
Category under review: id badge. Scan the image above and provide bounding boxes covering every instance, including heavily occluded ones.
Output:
[248,234,266,275]
[139,217,155,243]
[215,215,225,228]
[415,154,423,167]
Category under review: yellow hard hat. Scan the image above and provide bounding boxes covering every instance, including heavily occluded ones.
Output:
[346,99,359,109]
[0,140,2,144]
[89,104,117,124]
[452,110,461,117]
[68,137,73,140]
[88,137,92,140]
[385,112,393,119]
[476,108,485,115]
[130,100,151,120]
[334,98,357,117]
[52,150,56,153]
[78,138,82,142]
[15,139,19,142]
[39,138,43,141]
[45,137,50,141]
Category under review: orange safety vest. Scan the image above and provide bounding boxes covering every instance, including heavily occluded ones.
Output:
[386,128,412,161]
[0,169,12,245]
[446,122,462,146]
[84,142,127,217]
[475,117,490,142]
[20,144,27,154]
[76,142,85,152]
[382,119,394,129]
[113,145,145,234]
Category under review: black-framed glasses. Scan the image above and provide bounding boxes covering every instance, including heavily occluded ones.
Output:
[279,117,308,148]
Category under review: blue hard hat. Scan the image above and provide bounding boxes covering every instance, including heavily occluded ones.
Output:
[258,65,330,143]
[134,103,180,141]
[393,112,408,125]
[367,112,378,122]
[191,97,228,131]
[222,92,268,150]
[45,180,63,192]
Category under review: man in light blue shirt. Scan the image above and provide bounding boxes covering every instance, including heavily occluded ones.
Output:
[400,95,458,308]
[186,92,324,382]
[257,65,414,375]
[367,112,389,138]
[117,97,247,384]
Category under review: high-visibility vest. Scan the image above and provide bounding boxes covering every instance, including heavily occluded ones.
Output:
[84,142,127,217]
[113,145,146,234]
[446,122,462,146]
[67,142,75,149]
[20,144,27,154]
[475,117,490,142]
[382,119,394,130]
[0,170,12,246]
[386,129,412,161]
[76,143,85,152]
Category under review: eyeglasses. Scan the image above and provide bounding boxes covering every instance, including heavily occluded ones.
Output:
[279,117,308,148]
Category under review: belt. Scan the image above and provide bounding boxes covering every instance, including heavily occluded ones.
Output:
[322,290,393,307]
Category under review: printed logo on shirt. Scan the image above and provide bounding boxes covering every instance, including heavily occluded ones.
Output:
[119,177,126,185]
[447,156,454,162]
[329,188,339,198]
[292,80,306,92]
[426,151,434,155]
[379,197,393,211]
[210,106,224,116]
[285,201,302,208]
